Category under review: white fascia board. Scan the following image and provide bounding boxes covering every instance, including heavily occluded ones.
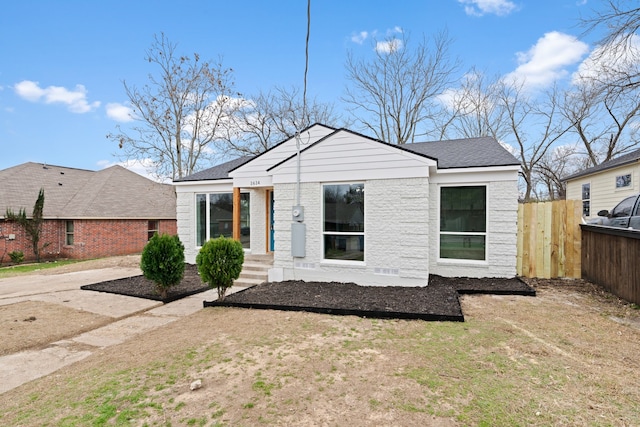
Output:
[430,166,519,184]
[173,179,233,193]
[232,176,274,188]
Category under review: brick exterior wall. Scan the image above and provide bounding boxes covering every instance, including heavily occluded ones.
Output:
[0,218,176,264]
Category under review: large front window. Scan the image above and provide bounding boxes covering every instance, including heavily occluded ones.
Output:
[440,186,486,261]
[323,183,364,261]
[196,192,250,248]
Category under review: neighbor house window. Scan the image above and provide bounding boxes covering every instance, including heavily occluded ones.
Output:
[323,183,364,261]
[148,220,159,240]
[440,186,486,261]
[196,192,250,248]
[582,183,591,217]
[616,174,631,188]
[65,220,74,245]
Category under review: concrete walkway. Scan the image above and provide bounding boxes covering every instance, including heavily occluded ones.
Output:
[0,266,233,395]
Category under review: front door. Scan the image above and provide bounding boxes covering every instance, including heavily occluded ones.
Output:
[268,189,275,252]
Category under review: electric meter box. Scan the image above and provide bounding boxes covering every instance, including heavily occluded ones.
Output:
[292,205,304,222]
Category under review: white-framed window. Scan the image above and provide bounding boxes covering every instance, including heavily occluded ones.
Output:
[439,185,487,261]
[322,183,364,261]
[196,192,250,248]
[582,183,591,217]
[65,220,74,246]
[616,173,631,189]
[147,220,159,241]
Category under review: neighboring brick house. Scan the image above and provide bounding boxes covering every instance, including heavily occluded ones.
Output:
[0,162,176,263]
[174,124,521,286]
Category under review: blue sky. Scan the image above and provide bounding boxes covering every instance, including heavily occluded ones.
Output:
[0,0,604,177]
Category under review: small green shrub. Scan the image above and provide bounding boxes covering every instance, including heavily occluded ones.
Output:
[196,236,244,300]
[8,250,24,264]
[140,233,185,299]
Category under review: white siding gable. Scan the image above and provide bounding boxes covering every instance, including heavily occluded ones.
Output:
[270,130,436,183]
[229,124,335,187]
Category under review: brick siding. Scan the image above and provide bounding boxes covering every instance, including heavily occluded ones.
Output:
[0,218,176,264]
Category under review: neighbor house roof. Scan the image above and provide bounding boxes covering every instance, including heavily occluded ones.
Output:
[0,162,176,219]
[562,148,640,181]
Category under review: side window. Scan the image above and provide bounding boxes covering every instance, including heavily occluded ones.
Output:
[610,196,636,217]
[634,199,640,217]
[581,183,590,216]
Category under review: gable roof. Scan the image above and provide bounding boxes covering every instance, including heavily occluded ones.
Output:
[0,162,176,219]
[174,125,520,184]
[269,129,519,171]
[563,148,640,181]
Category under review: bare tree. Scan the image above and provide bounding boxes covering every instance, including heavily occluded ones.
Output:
[561,76,640,166]
[432,68,509,141]
[581,0,640,90]
[342,31,459,144]
[535,144,585,200]
[498,80,570,201]
[220,86,344,156]
[107,33,238,180]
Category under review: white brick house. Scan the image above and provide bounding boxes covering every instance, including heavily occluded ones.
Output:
[173,124,520,286]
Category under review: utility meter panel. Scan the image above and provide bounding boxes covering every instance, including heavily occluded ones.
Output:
[292,205,304,222]
[291,222,306,257]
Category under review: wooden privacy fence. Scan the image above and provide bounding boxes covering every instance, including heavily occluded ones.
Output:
[581,225,640,306]
[517,200,582,279]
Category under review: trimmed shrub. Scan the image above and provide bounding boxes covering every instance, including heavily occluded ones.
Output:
[196,236,244,300]
[8,250,24,264]
[140,233,185,300]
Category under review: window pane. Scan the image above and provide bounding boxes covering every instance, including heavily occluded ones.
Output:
[582,201,590,217]
[324,184,364,232]
[324,235,364,261]
[196,194,206,246]
[240,192,250,249]
[582,183,590,200]
[440,187,486,233]
[65,221,74,245]
[210,193,233,239]
[440,234,485,260]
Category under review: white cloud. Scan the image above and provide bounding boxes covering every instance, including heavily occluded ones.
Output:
[376,38,403,54]
[106,102,135,122]
[572,34,640,86]
[505,31,589,89]
[459,0,518,16]
[351,31,368,44]
[14,80,100,113]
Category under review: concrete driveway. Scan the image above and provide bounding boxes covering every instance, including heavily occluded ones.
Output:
[0,265,222,394]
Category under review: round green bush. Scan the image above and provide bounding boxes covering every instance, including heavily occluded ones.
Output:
[196,236,244,300]
[140,233,185,300]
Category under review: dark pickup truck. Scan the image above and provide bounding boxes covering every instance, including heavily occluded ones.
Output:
[588,193,640,230]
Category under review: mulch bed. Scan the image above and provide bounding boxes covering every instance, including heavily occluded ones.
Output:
[81,264,535,321]
[81,264,210,304]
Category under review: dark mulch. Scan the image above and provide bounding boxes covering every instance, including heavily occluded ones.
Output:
[81,264,210,304]
[81,264,535,321]
[207,275,535,321]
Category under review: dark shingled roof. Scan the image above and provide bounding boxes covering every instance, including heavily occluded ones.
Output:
[402,136,520,168]
[173,156,254,182]
[177,132,519,183]
[563,148,640,181]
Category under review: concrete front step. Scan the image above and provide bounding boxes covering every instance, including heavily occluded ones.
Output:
[235,253,273,287]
